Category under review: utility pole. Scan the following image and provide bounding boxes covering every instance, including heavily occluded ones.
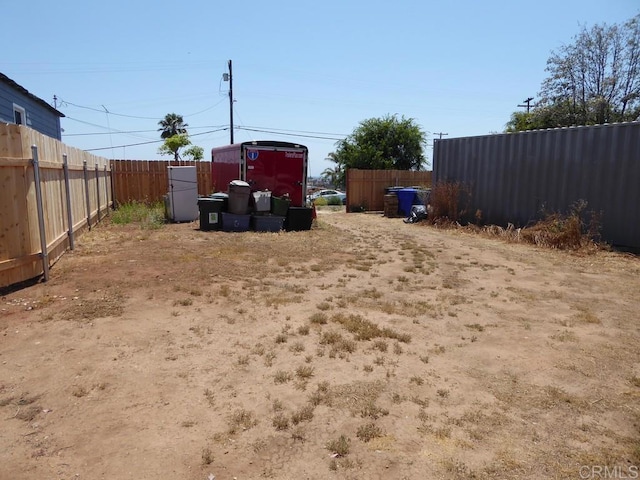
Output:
[518,97,534,113]
[228,60,234,144]
[433,132,449,140]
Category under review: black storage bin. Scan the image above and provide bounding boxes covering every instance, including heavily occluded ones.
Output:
[251,214,285,232]
[285,207,313,231]
[198,198,225,231]
[210,192,229,211]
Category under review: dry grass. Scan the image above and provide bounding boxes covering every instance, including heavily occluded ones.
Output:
[274,370,293,384]
[326,435,351,457]
[291,405,314,425]
[356,422,383,442]
[425,184,604,252]
[227,408,258,434]
[2,207,638,480]
[60,294,125,321]
[330,313,411,343]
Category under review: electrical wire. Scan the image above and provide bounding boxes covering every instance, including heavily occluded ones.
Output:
[59,100,159,120]
[235,127,343,141]
[64,124,229,136]
[241,125,347,137]
[83,128,228,152]
[58,97,227,120]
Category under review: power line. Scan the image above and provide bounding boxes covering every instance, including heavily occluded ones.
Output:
[241,125,347,137]
[58,97,227,120]
[64,125,228,136]
[59,100,159,120]
[63,121,346,140]
[235,127,343,141]
[83,128,229,152]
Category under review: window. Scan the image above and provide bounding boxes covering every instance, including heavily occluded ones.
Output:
[13,104,26,125]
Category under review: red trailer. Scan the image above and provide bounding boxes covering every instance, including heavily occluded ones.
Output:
[211,141,308,207]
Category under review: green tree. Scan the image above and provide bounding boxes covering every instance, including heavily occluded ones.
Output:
[333,114,427,174]
[543,15,640,125]
[507,15,640,132]
[158,134,191,161]
[158,113,189,139]
[321,165,343,189]
[321,152,345,189]
[183,145,204,161]
[505,111,536,133]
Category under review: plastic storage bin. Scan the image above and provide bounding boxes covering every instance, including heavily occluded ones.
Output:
[228,180,251,215]
[252,191,272,212]
[221,212,251,232]
[285,207,313,231]
[271,196,291,216]
[251,214,285,232]
[197,198,225,231]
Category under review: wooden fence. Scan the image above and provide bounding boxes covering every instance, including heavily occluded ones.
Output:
[0,124,111,289]
[110,160,213,205]
[345,169,432,211]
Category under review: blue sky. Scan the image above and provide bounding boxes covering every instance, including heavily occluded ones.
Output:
[3,0,638,177]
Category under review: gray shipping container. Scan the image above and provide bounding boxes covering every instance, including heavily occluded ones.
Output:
[433,122,640,249]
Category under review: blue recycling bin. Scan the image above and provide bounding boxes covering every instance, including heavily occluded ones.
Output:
[397,188,420,216]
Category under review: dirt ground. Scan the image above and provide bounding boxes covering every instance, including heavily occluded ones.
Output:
[1,208,639,480]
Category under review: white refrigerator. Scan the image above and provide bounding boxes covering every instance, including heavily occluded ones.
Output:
[166,166,199,222]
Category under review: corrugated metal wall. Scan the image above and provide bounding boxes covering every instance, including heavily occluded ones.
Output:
[433,122,640,249]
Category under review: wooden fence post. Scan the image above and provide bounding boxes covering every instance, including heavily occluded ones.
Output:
[95,163,101,222]
[62,153,75,250]
[104,164,110,215]
[31,145,49,282]
[83,160,91,229]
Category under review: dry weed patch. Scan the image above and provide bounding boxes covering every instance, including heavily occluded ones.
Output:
[309,312,328,325]
[201,447,214,465]
[15,404,41,422]
[291,404,315,425]
[272,413,290,431]
[326,435,351,457]
[295,365,314,379]
[356,422,384,442]
[227,408,258,434]
[319,330,357,356]
[61,294,125,320]
[572,306,601,324]
[274,370,293,384]
[330,313,411,343]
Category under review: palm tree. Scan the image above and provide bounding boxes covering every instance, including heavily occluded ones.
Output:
[322,152,345,189]
[158,113,188,139]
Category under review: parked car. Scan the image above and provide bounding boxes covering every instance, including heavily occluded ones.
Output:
[307,189,346,205]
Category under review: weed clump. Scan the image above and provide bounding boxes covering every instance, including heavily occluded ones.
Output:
[331,313,411,343]
[227,409,258,434]
[357,422,383,442]
[519,200,601,250]
[291,405,315,425]
[111,201,165,229]
[326,435,350,457]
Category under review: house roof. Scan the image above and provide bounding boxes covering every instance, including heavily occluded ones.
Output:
[0,72,65,118]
